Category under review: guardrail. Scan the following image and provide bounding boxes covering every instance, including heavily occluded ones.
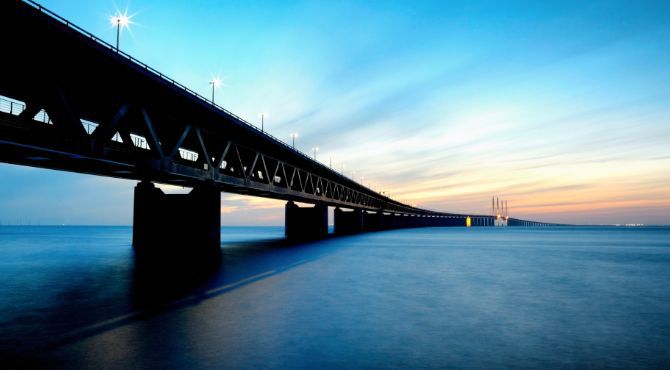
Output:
[0,95,51,124]
[0,96,25,116]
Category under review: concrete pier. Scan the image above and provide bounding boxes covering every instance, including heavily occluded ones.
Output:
[363,211,384,231]
[285,201,328,240]
[334,207,364,235]
[132,181,221,259]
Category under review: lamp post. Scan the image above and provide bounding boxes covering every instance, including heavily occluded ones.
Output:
[209,78,221,105]
[290,133,298,149]
[110,13,130,52]
[258,112,268,133]
[312,147,319,160]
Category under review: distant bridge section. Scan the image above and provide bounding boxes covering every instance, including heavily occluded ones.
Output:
[0,1,558,258]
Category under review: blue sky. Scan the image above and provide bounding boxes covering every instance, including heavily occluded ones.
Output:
[1,0,669,225]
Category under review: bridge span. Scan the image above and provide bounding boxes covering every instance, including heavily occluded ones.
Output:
[0,1,557,258]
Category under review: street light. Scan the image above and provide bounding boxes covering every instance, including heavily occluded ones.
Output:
[110,12,131,51]
[258,112,268,133]
[209,78,221,105]
[312,147,319,160]
[290,133,298,149]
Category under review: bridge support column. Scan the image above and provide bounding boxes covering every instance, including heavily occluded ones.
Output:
[399,214,410,228]
[285,201,328,240]
[382,213,395,229]
[363,211,384,231]
[386,213,396,228]
[132,181,221,260]
[334,208,364,235]
[409,215,418,228]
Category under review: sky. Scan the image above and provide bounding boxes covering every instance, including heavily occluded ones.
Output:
[1,0,669,225]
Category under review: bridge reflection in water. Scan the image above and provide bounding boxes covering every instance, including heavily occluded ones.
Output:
[0,1,558,259]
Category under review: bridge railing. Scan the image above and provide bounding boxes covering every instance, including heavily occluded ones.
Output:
[0,95,52,124]
[0,96,25,116]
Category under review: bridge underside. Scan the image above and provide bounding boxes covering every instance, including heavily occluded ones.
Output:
[333,207,495,234]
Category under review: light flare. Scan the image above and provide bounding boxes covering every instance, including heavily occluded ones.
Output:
[110,12,131,29]
[210,77,222,88]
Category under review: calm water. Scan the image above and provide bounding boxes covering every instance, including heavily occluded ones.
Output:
[1,226,669,368]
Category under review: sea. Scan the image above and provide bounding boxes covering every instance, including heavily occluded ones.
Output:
[1,226,669,369]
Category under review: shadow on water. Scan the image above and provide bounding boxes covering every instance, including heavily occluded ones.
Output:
[1,229,351,367]
[130,235,338,308]
[79,237,343,342]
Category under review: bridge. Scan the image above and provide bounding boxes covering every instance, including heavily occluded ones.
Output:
[0,1,557,258]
